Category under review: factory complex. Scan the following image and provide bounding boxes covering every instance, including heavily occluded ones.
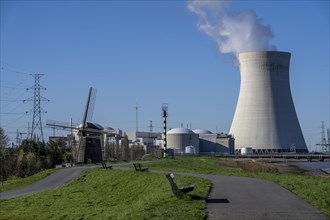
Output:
[48,51,312,163]
[51,124,235,158]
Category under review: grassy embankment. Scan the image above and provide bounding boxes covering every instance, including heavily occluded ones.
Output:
[0,168,58,192]
[0,168,211,220]
[1,156,329,219]
[142,156,330,217]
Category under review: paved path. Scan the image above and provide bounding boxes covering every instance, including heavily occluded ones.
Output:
[173,172,327,220]
[150,170,328,220]
[0,165,328,220]
[0,167,92,199]
[0,161,145,199]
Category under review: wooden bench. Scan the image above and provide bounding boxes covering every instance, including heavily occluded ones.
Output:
[165,173,195,198]
[102,161,113,169]
[133,163,149,172]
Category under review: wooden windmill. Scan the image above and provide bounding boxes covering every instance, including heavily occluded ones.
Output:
[47,87,116,163]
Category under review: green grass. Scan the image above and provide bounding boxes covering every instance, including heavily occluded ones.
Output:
[0,168,59,192]
[2,157,329,219]
[140,156,330,217]
[0,168,211,220]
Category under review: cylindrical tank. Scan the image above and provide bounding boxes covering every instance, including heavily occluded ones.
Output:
[230,51,308,153]
[185,146,195,154]
[167,128,199,153]
[193,129,213,153]
[192,129,213,134]
[241,147,253,155]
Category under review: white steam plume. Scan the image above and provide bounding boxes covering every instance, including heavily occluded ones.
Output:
[187,0,276,59]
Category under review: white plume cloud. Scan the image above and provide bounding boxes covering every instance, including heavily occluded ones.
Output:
[187,0,276,59]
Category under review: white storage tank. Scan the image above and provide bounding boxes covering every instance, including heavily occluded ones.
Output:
[185,145,195,154]
[167,128,199,154]
[241,147,253,155]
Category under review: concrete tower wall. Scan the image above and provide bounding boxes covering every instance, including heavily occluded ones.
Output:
[230,51,308,153]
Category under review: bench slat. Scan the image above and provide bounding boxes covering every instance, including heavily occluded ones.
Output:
[133,163,149,172]
[165,173,195,198]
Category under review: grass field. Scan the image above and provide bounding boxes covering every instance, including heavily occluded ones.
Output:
[0,169,211,220]
[0,168,59,193]
[1,156,329,219]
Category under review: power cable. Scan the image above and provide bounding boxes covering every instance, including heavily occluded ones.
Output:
[0,62,33,75]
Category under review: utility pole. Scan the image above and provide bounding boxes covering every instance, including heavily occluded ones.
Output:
[24,74,49,142]
[149,120,153,132]
[16,129,19,147]
[134,103,140,133]
[327,128,330,146]
[162,103,168,157]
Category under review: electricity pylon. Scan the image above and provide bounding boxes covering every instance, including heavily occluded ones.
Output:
[24,74,49,142]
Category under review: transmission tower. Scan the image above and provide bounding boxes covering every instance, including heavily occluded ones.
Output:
[316,121,330,153]
[24,74,49,142]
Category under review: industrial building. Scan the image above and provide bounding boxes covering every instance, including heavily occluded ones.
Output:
[126,131,162,153]
[230,51,308,153]
[165,128,234,155]
[193,129,234,155]
[103,126,122,145]
[167,128,199,154]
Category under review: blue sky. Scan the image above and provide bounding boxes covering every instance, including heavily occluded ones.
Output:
[1,0,329,151]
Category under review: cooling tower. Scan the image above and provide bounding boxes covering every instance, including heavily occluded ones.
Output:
[230,51,308,153]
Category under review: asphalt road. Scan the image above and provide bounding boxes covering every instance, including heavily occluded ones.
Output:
[0,165,328,220]
[0,166,92,199]
[172,172,328,220]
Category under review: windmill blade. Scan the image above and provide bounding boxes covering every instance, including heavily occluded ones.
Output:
[82,87,92,127]
[87,88,97,123]
[47,120,111,135]
[82,87,97,125]
[46,120,79,130]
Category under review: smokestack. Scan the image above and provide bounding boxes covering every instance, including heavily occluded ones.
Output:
[230,51,308,153]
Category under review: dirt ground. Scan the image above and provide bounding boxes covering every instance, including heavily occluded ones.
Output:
[216,158,327,175]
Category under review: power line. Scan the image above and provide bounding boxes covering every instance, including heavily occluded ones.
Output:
[0,112,26,115]
[0,62,33,75]
[2,100,26,115]
[0,85,26,90]
[1,113,27,128]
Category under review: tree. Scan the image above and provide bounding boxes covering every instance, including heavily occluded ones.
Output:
[26,152,38,176]
[130,144,145,161]
[46,140,66,167]
[19,139,47,171]
[17,149,28,178]
[120,133,129,161]
[0,127,9,148]
[0,128,10,184]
